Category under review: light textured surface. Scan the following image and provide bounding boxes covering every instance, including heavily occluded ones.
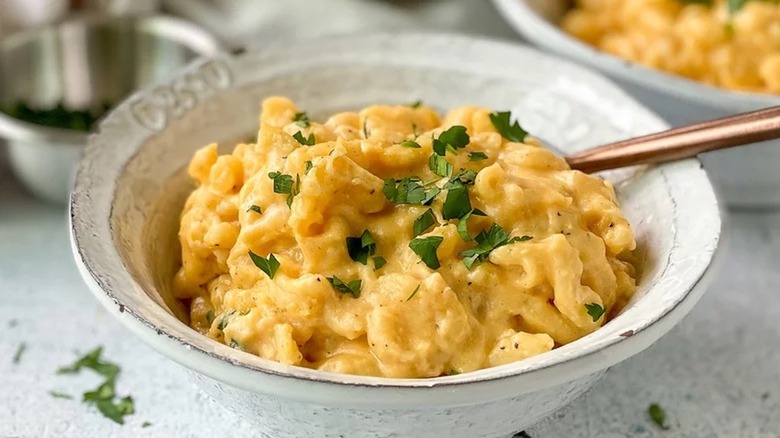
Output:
[3,155,780,438]
[2,1,780,437]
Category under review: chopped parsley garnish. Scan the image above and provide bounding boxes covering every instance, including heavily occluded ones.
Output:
[421,187,441,204]
[648,403,669,430]
[229,339,242,350]
[346,230,377,265]
[432,125,470,156]
[409,100,423,108]
[428,154,454,178]
[363,118,370,138]
[406,284,421,302]
[409,236,444,269]
[442,180,472,220]
[469,151,488,161]
[57,347,135,424]
[292,131,315,146]
[445,168,478,187]
[239,309,251,316]
[460,224,532,269]
[327,276,362,298]
[680,0,713,5]
[456,209,486,242]
[489,111,528,142]
[268,171,294,194]
[206,310,215,325]
[293,111,310,128]
[305,160,313,174]
[383,177,440,205]
[247,205,262,214]
[373,256,387,270]
[278,174,302,206]
[49,391,74,399]
[400,140,421,148]
[216,310,235,331]
[413,209,437,237]
[585,303,606,322]
[728,0,747,14]
[248,251,280,279]
[12,342,25,364]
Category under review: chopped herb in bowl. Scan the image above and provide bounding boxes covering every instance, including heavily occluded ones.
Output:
[1,102,111,132]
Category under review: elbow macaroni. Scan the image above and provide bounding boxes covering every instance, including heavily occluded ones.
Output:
[562,0,780,94]
[173,97,638,378]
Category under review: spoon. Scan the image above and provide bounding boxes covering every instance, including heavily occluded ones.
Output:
[561,106,780,173]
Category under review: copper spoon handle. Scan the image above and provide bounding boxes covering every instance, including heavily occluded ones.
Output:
[566,106,780,174]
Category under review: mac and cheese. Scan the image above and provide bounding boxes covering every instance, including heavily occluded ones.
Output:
[563,0,780,94]
[173,97,638,378]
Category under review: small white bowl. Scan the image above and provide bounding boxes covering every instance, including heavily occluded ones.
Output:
[70,34,723,437]
[0,14,221,205]
[492,0,780,207]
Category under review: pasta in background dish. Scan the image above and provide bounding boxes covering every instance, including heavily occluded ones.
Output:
[562,0,780,94]
[173,97,638,378]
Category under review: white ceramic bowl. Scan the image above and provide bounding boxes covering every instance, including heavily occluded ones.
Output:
[69,34,723,438]
[492,0,780,207]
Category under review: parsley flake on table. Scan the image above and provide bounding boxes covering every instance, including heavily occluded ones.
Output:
[413,209,437,237]
[460,223,532,269]
[346,230,377,265]
[409,100,423,108]
[400,140,421,148]
[12,342,26,364]
[249,251,280,279]
[432,125,470,156]
[585,303,606,322]
[648,403,669,430]
[327,276,362,298]
[512,432,532,438]
[292,131,315,146]
[293,111,310,128]
[58,347,118,378]
[489,111,528,142]
[373,256,387,270]
[57,347,135,424]
[428,154,454,178]
[247,205,262,214]
[409,236,444,269]
[456,209,487,242]
[469,151,488,161]
[383,178,440,205]
[49,391,74,399]
[406,284,421,302]
[142,421,152,428]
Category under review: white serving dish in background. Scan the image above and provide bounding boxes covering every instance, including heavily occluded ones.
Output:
[70,34,722,437]
[0,14,220,204]
[493,0,780,207]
